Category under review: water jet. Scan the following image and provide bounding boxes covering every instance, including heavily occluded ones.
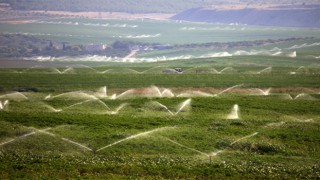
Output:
[254,88,271,96]
[177,91,212,97]
[175,99,192,115]
[0,92,28,101]
[62,138,93,152]
[0,100,9,110]
[43,104,62,112]
[165,137,209,156]
[230,132,258,146]
[96,126,175,152]
[95,86,107,98]
[45,91,98,101]
[256,67,272,74]
[106,103,128,115]
[227,104,240,119]
[150,101,174,115]
[214,84,243,97]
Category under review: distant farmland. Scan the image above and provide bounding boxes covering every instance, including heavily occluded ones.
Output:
[1,18,320,45]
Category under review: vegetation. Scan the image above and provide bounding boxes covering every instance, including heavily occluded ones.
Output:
[0,89,319,178]
[173,37,312,50]
[1,18,320,61]
[1,33,312,58]
[0,58,319,178]
[1,18,319,46]
[0,34,132,57]
[0,71,319,92]
[0,6,319,178]
[1,0,319,13]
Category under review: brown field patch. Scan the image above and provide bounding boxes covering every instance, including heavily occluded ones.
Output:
[32,10,173,20]
[0,9,173,24]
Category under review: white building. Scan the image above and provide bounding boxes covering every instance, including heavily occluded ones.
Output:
[86,44,107,52]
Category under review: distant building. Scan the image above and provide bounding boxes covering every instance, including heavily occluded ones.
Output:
[85,43,107,52]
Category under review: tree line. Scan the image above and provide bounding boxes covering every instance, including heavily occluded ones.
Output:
[0,34,132,57]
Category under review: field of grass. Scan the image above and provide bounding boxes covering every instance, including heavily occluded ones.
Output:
[0,70,320,92]
[1,18,320,46]
[0,60,319,178]
[1,16,320,177]
[0,91,319,178]
[1,18,320,61]
[0,56,320,92]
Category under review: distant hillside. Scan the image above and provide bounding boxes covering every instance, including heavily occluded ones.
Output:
[172,6,320,27]
[1,0,320,13]
[0,0,214,13]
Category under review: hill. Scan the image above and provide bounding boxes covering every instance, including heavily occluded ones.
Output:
[1,0,320,13]
[172,6,320,27]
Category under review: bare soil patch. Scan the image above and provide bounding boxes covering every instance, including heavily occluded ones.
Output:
[32,11,173,20]
[0,9,173,24]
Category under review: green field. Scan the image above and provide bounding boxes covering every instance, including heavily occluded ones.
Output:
[0,91,320,178]
[1,18,320,45]
[1,14,320,178]
[1,18,320,61]
[1,55,320,91]
[0,58,320,178]
[2,18,320,63]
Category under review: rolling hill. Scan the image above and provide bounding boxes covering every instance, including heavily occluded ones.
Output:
[172,6,320,27]
[1,0,320,14]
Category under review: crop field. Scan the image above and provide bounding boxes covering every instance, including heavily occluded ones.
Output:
[0,60,320,178]
[1,13,320,178]
[1,18,320,61]
[0,57,320,92]
[1,18,320,45]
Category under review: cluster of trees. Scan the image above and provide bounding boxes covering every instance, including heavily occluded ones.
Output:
[0,34,313,58]
[0,34,132,57]
[0,10,67,19]
[0,34,47,57]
